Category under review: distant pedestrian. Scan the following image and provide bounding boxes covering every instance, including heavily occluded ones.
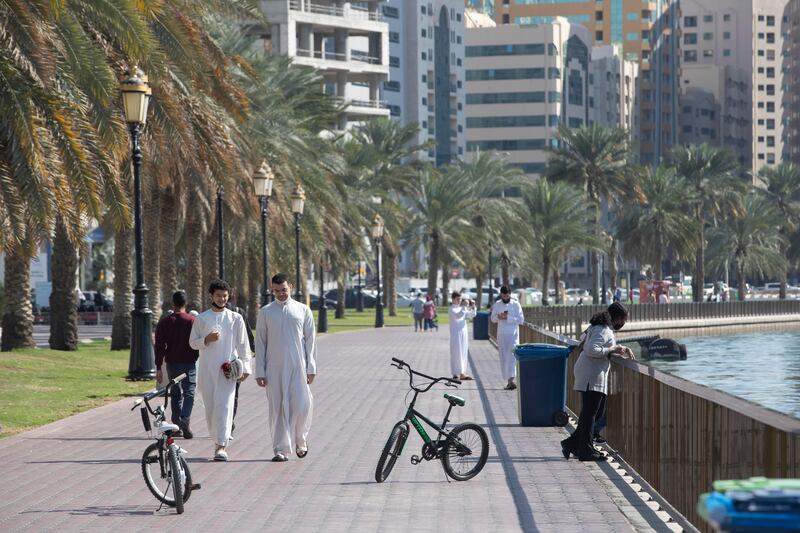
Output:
[448,293,476,380]
[658,291,668,304]
[614,287,622,303]
[411,293,425,332]
[561,302,634,462]
[154,290,199,439]
[189,279,251,462]
[255,274,317,462]
[423,295,437,331]
[490,286,524,390]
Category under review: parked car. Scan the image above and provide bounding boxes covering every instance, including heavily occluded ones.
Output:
[395,292,415,307]
[78,290,113,312]
[324,288,376,308]
[309,294,337,309]
[565,288,589,298]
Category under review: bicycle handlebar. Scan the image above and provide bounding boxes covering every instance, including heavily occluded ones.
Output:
[133,373,188,413]
[390,358,461,390]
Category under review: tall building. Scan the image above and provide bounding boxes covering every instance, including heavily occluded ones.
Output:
[464,18,638,179]
[465,0,679,165]
[383,0,466,166]
[256,1,390,129]
[678,0,791,179]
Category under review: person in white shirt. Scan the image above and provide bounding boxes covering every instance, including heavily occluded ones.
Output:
[490,286,524,390]
[254,273,317,462]
[189,279,251,462]
[448,292,476,380]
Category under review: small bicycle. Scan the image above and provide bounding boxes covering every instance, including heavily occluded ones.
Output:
[375,357,489,483]
[131,373,200,514]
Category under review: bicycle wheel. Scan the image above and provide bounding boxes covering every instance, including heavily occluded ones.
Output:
[141,442,193,506]
[375,422,408,483]
[441,423,489,481]
[168,447,184,514]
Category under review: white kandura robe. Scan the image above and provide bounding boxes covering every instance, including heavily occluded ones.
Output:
[254,297,317,456]
[449,305,476,376]
[189,308,251,447]
[490,299,524,379]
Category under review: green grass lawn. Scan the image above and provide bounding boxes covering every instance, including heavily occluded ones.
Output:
[317,306,450,333]
[0,342,149,438]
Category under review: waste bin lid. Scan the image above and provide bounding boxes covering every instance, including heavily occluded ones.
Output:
[514,343,570,360]
[713,477,800,493]
[699,491,800,531]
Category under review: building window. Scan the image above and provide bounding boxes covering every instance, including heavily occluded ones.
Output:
[502,13,509,24]
[703,15,713,23]
[568,117,583,128]
[421,5,426,14]
[389,105,401,117]
[767,119,775,129]
[703,49,714,57]
[626,32,638,41]
[595,11,603,21]
[723,31,731,40]
[382,5,399,18]
[767,84,775,95]
[758,32,765,39]
[383,81,401,92]
[767,102,775,112]
[466,43,546,57]
[767,50,776,60]
[723,49,731,57]
[466,68,546,81]
[767,153,776,164]
[767,136,775,147]
[466,115,547,128]
[723,14,731,22]
[684,33,697,45]
[684,16,697,27]
[389,32,399,43]
[703,32,713,41]
[422,74,427,83]
[466,92,546,105]
[548,67,560,79]
[766,33,775,44]
[596,30,603,41]
[684,50,697,62]
[767,67,775,78]
[422,97,427,105]
[767,15,775,26]
[421,51,427,61]
[421,29,427,38]
[390,56,400,68]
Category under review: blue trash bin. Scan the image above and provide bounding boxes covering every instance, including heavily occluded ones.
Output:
[514,343,571,427]
[473,311,490,340]
[698,478,800,533]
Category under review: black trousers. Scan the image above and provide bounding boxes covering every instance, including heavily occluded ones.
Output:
[562,389,606,458]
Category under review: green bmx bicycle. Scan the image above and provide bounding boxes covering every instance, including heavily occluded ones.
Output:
[375,357,489,483]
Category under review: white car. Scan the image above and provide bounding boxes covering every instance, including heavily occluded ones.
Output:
[395,292,415,307]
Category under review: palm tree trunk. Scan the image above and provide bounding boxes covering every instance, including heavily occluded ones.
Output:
[501,251,510,288]
[553,266,562,305]
[779,242,788,300]
[441,264,451,305]
[159,186,179,313]
[655,232,664,280]
[475,273,484,309]
[736,257,746,301]
[185,210,204,311]
[694,214,705,303]
[385,243,398,317]
[1,243,35,351]
[609,238,618,292]
[111,227,133,350]
[144,187,162,318]
[204,220,218,285]
[591,204,600,304]
[427,232,440,298]
[247,246,259,326]
[542,256,551,306]
[336,271,345,319]
[49,218,79,350]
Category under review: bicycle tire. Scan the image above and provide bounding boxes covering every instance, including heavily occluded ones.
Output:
[168,447,184,514]
[441,423,489,481]
[375,422,408,483]
[141,442,193,506]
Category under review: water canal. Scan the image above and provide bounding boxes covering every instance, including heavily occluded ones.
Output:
[646,331,800,419]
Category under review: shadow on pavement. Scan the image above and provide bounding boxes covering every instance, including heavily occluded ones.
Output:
[20,506,156,517]
[598,461,676,533]
[25,459,140,465]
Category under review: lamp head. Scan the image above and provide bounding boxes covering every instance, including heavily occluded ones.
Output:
[291,183,305,215]
[120,67,152,124]
[253,161,274,197]
[371,213,385,239]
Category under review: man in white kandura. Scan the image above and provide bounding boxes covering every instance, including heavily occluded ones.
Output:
[255,273,317,462]
[448,292,476,381]
[490,285,524,390]
[189,279,251,461]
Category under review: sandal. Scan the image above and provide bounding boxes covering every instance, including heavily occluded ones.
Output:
[460,375,474,381]
[296,446,308,459]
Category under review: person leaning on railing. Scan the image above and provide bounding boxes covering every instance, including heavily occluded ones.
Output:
[560,302,635,462]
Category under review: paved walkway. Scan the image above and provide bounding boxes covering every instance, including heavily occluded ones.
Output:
[0,326,676,532]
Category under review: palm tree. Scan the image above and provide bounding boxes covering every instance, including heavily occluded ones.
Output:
[545,125,633,304]
[523,179,598,306]
[48,218,79,350]
[759,163,800,299]
[672,144,743,302]
[706,192,786,300]
[616,166,699,280]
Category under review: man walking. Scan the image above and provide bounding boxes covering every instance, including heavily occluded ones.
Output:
[411,292,424,332]
[490,286,524,390]
[154,290,198,439]
[189,279,251,461]
[255,273,317,462]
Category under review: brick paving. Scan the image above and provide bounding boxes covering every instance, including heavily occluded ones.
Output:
[0,324,675,532]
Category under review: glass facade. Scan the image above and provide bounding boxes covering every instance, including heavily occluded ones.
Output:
[434,6,453,166]
[467,91,547,104]
[466,68,546,80]
[467,139,547,151]
[466,43,546,56]
[466,115,548,127]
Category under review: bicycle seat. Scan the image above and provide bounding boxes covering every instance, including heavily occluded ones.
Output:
[444,393,465,407]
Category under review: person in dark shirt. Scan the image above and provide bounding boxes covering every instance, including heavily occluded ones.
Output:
[155,290,199,438]
[227,289,255,438]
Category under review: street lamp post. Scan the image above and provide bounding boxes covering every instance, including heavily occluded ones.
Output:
[217,186,225,279]
[488,246,494,307]
[317,261,328,333]
[356,261,364,312]
[372,214,385,328]
[291,184,305,301]
[253,162,274,306]
[121,68,155,381]
[601,254,608,305]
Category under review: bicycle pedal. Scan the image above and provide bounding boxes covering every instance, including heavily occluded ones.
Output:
[190,483,201,490]
[410,455,421,465]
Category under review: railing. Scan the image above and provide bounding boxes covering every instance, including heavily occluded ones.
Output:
[523,300,800,325]
[350,50,382,64]
[296,48,346,61]
[330,96,388,110]
[503,318,800,532]
[289,0,383,21]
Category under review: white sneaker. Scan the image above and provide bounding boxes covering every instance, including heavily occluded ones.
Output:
[214,446,228,461]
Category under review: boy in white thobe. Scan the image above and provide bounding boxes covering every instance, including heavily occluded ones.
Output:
[490,286,524,390]
[255,275,317,462]
[448,293,476,380]
[189,280,251,461]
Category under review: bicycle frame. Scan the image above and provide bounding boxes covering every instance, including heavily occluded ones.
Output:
[402,389,457,447]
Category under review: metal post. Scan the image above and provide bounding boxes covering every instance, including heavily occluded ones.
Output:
[127,123,155,380]
[261,196,270,306]
[294,212,302,301]
[318,262,328,333]
[217,186,225,280]
[488,246,494,307]
[601,254,608,305]
[375,238,384,327]
[356,262,364,312]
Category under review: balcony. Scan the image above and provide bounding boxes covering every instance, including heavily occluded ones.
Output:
[295,48,388,74]
[332,96,390,117]
[289,0,382,21]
